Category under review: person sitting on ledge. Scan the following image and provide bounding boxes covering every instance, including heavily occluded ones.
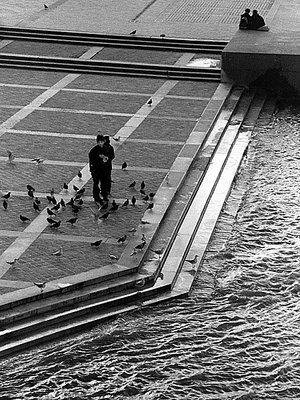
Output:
[250,9,269,31]
[239,8,251,30]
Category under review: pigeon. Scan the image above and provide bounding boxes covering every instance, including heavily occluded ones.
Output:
[66,198,74,206]
[140,189,146,196]
[77,171,82,179]
[73,184,79,192]
[99,212,109,220]
[2,192,11,199]
[6,258,18,266]
[60,198,66,207]
[149,192,155,199]
[113,136,120,142]
[141,220,150,225]
[122,199,129,207]
[50,188,55,196]
[135,278,146,288]
[7,150,15,163]
[3,199,8,210]
[122,161,127,170]
[140,181,145,190]
[141,233,146,243]
[46,195,54,203]
[34,281,46,291]
[47,217,57,224]
[47,207,56,216]
[129,181,136,188]
[20,215,30,222]
[27,190,34,198]
[128,227,137,232]
[52,247,62,256]
[109,200,119,211]
[44,4,48,9]
[91,239,102,247]
[146,202,154,210]
[185,254,199,267]
[131,196,136,206]
[33,201,40,212]
[66,217,78,225]
[77,199,83,206]
[72,204,81,214]
[27,184,35,192]
[147,98,153,106]
[51,203,61,211]
[130,30,136,35]
[142,195,149,202]
[63,182,68,190]
[109,254,118,260]
[50,220,61,228]
[117,234,127,243]
[135,241,146,251]
[75,188,85,196]
[160,34,166,38]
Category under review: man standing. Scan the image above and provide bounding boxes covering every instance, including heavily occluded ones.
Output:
[89,134,109,204]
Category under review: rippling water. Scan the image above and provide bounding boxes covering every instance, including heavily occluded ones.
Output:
[1,100,300,399]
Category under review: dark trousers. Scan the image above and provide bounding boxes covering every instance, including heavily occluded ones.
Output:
[92,173,108,202]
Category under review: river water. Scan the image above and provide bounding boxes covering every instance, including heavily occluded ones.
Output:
[1,101,300,399]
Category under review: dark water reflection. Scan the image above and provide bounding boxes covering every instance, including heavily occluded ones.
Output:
[1,101,300,399]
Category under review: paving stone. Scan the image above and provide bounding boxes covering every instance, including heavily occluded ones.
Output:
[14,109,130,135]
[93,47,184,65]
[0,107,21,124]
[1,86,46,106]
[128,118,195,142]
[0,162,82,193]
[42,91,148,113]
[0,237,17,254]
[113,141,183,169]
[149,97,209,119]
[167,81,219,98]
[66,74,166,93]
[1,41,90,58]
[0,68,68,86]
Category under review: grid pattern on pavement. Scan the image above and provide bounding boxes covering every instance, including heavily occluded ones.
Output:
[0,47,219,295]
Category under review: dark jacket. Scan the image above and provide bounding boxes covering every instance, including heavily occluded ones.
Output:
[89,145,109,176]
[251,13,265,29]
[239,12,251,29]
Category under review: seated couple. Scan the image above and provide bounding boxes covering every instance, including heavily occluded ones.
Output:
[239,9,269,31]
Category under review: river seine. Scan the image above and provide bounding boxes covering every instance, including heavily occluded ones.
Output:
[1,99,300,399]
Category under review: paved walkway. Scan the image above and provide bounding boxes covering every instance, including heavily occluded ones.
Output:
[0,0,283,304]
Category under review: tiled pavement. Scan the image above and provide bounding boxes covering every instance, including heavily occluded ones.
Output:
[0,44,220,298]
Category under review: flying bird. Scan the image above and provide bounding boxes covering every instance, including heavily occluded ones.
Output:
[3,199,8,210]
[66,217,78,225]
[131,196,136,206]
[130,30,136,35]
[129,181,136,188]
[117,234,127,243]
[34,281,46,291]
[185,254,199,267]
[91,239,102,247]
[52,247,62,256]
[20,215,30,222]
[7,150,15,163]
[2,192,11,199]
[122,161,128,170]
[122,199,129,207]
[147,98,153,106]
